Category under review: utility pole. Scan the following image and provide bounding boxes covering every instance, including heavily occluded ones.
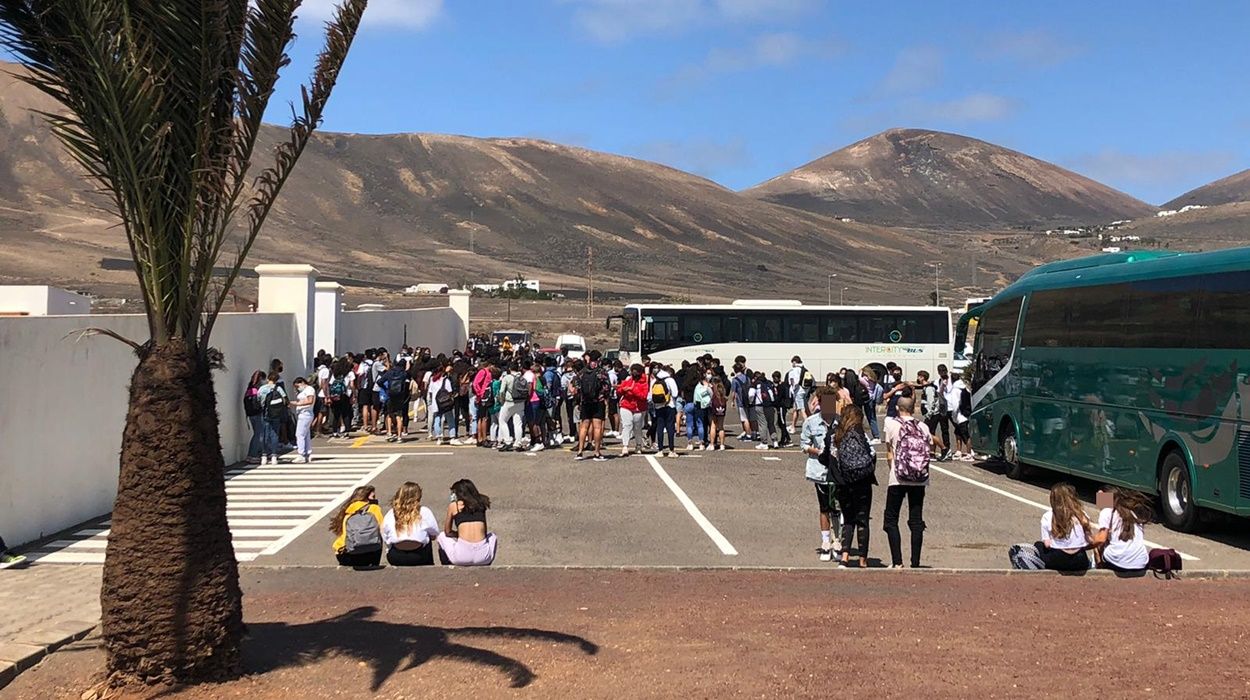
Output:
[841,286,847,305]
[586,246,594,319]
[469,209,475,254]
[931,262,942,306]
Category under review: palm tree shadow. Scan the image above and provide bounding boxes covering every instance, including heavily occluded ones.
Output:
[245,606,599,691]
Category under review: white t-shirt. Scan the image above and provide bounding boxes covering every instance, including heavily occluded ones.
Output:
[382,506,440,546]
[316,365,331,398]
[1041,510,1089,550]
[883,415,931,486]
[1097,508,1148,570]
[295,385,316,416]
[786,366,804,389]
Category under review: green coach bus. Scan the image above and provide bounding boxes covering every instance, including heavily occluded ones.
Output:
[956,247,1250,532]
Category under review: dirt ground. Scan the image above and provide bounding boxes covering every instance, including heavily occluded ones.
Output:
[7,568,1249,699]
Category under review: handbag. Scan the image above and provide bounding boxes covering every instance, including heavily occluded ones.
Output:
[1147,548,1182,579]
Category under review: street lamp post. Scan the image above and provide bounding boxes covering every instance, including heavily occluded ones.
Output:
[827,273,837,305]
[930,262,942,306]
[841,286,847,305]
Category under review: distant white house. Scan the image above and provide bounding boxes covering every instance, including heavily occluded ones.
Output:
[1102,246,1123,253]
[1156,204,1207,218]
[471,278,540,294]
[404,283,449,295]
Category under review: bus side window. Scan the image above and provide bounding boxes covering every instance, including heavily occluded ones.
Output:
[974,298,1022,390]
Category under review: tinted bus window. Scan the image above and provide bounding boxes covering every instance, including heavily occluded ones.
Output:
[973,297,1022,391]
[786,315,821,342]
[683,314,723,345]
[744,315,782,342]
[823,315,858,342]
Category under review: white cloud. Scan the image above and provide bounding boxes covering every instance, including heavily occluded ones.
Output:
[562,0,818,43]
[875,45,943,97]
[658,32,837,95]
[979,29,1082,69]
[634,137,753,177]
[300,0,443,30]
[1065,149,1237,187]
[919,93,1016,123]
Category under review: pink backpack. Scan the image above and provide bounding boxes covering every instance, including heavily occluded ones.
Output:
[894,420,931,482]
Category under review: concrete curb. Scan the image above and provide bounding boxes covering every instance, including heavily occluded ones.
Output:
[0,620,98,691]
[241,563,1250,578]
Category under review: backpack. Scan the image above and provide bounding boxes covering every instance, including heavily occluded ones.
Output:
[457,374,471,398]
[920,384,938,416]
[958,387,972,418]
[263,386,288,421]
[386,372,409,401]
[434,378,455,413]
[478,382,495,408]
[711,392,727,417]
[542,371,561,410]
[329,377,347,403]
[580,369,605,403]
[511,373,531,401]
[651,377,672,406]
[758,381,775,407]
[244,388,263,417]
[343,505,382,555]
[894,420,931,482]
[847,374,870,407]
[800,368,816,392]
[359,361,375,391]
[833,431,876,486]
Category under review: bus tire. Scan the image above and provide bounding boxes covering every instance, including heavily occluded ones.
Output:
[999,423,1027,480]
[1159,451,1201,532]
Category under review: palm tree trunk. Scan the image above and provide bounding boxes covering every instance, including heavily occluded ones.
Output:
[101,339,243,685]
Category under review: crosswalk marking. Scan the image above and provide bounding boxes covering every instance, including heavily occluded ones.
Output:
[26,453,401,565]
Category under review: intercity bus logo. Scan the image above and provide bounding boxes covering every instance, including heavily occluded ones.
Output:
[865,345,924,355]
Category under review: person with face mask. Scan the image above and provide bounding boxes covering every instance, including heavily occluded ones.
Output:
[616,363,651,457]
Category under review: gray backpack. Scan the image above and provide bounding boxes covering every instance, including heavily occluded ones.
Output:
[344,506,382,554]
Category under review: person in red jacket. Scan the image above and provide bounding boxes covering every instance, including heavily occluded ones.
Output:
[616,363,651,457]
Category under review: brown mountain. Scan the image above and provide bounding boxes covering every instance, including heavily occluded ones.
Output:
[1164,170,1250,209]
[0,61,944,303]
[744,128,1156,229]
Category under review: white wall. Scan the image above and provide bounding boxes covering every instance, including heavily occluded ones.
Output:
[0,286,91,315]
[0,312,301,547]
[0,293,466,547]
[337,307,465,356]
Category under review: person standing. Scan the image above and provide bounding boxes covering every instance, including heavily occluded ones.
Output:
[472,359,495,447]
[575,355,609,461]
[950,370,973,460]
[243,370,266,464]
[915,370,946,459]
[748,372,774,450]
[497,363,526,451]
[802,387,842,562]
[258,371,287,464]
[616,364,650,457]
[290,376,316,463]
[357,349,377,434]
[380,359,410,444]
[731,363,754,442]
[786,356,811,436]
[651,365,679,457]
[328,359,354,438]
[936,364,956,460]
[832,405,878,568]
[882,397,930,568]
[708,378,728,450]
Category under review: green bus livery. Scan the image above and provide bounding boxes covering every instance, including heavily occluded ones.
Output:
[957,248,1250,531]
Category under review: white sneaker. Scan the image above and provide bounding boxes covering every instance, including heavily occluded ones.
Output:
[686,443,696,451]
[702,444,712,451]
[755,443,769,450]
[301,455,311,464]
[819,547,833,563]
[869,438,881,446]
[620,449,631,458]
[716,445,724,451]
[529,443,545,453]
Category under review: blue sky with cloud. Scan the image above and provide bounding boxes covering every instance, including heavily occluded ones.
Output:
[279,0,1250,204]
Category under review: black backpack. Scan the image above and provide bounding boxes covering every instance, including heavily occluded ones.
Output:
[263,386,288,421]
[846,372,870,407]
[244,389,263,417]
[579,369,604,403]
[386,372,409,400]
[435,378,455,413]
[833,430,876,486]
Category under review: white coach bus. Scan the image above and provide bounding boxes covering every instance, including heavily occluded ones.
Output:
[606,300,953,379]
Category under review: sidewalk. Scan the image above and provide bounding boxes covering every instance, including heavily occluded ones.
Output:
[0,564,100,689]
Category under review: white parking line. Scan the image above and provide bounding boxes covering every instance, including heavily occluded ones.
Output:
[645,455,737,556]
[931,464,1199,561]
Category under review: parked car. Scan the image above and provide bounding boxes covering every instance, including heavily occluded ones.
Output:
[555,333,586,359]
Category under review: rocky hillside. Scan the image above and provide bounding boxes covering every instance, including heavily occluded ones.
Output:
[743,128,1155,229]
[1164,170,1250,208]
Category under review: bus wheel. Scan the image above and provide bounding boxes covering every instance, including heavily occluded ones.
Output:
[1160,452,1201,532]
[1000,424,1026,480]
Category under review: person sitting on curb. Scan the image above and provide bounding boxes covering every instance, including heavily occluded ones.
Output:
[437,479,498,567]
[0,535,27,568]
[383,482,440,567]
[331,486,384,568]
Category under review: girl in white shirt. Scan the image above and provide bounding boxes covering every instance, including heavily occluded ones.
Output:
[1008,482,1091,571]
[1090,486,1150,573]
[383,481,440,567]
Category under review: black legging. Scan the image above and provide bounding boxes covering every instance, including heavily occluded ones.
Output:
[336,549,382,567]
[883,485,926,567]
[562,399,577,435]
[455,395,471,434]
[836,479,873,558]
[386,545,434,566]
[331,399,353,434]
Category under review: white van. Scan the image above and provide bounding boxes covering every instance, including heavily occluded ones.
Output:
[555,334,586,359]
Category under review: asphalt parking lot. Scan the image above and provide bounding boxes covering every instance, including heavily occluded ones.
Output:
[258,432,1250,570]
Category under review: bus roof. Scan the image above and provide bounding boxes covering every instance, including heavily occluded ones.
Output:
[987,246,1250,305]
[622,303,949,312]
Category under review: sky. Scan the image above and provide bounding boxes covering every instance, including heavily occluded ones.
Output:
[269,0,1250,204]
